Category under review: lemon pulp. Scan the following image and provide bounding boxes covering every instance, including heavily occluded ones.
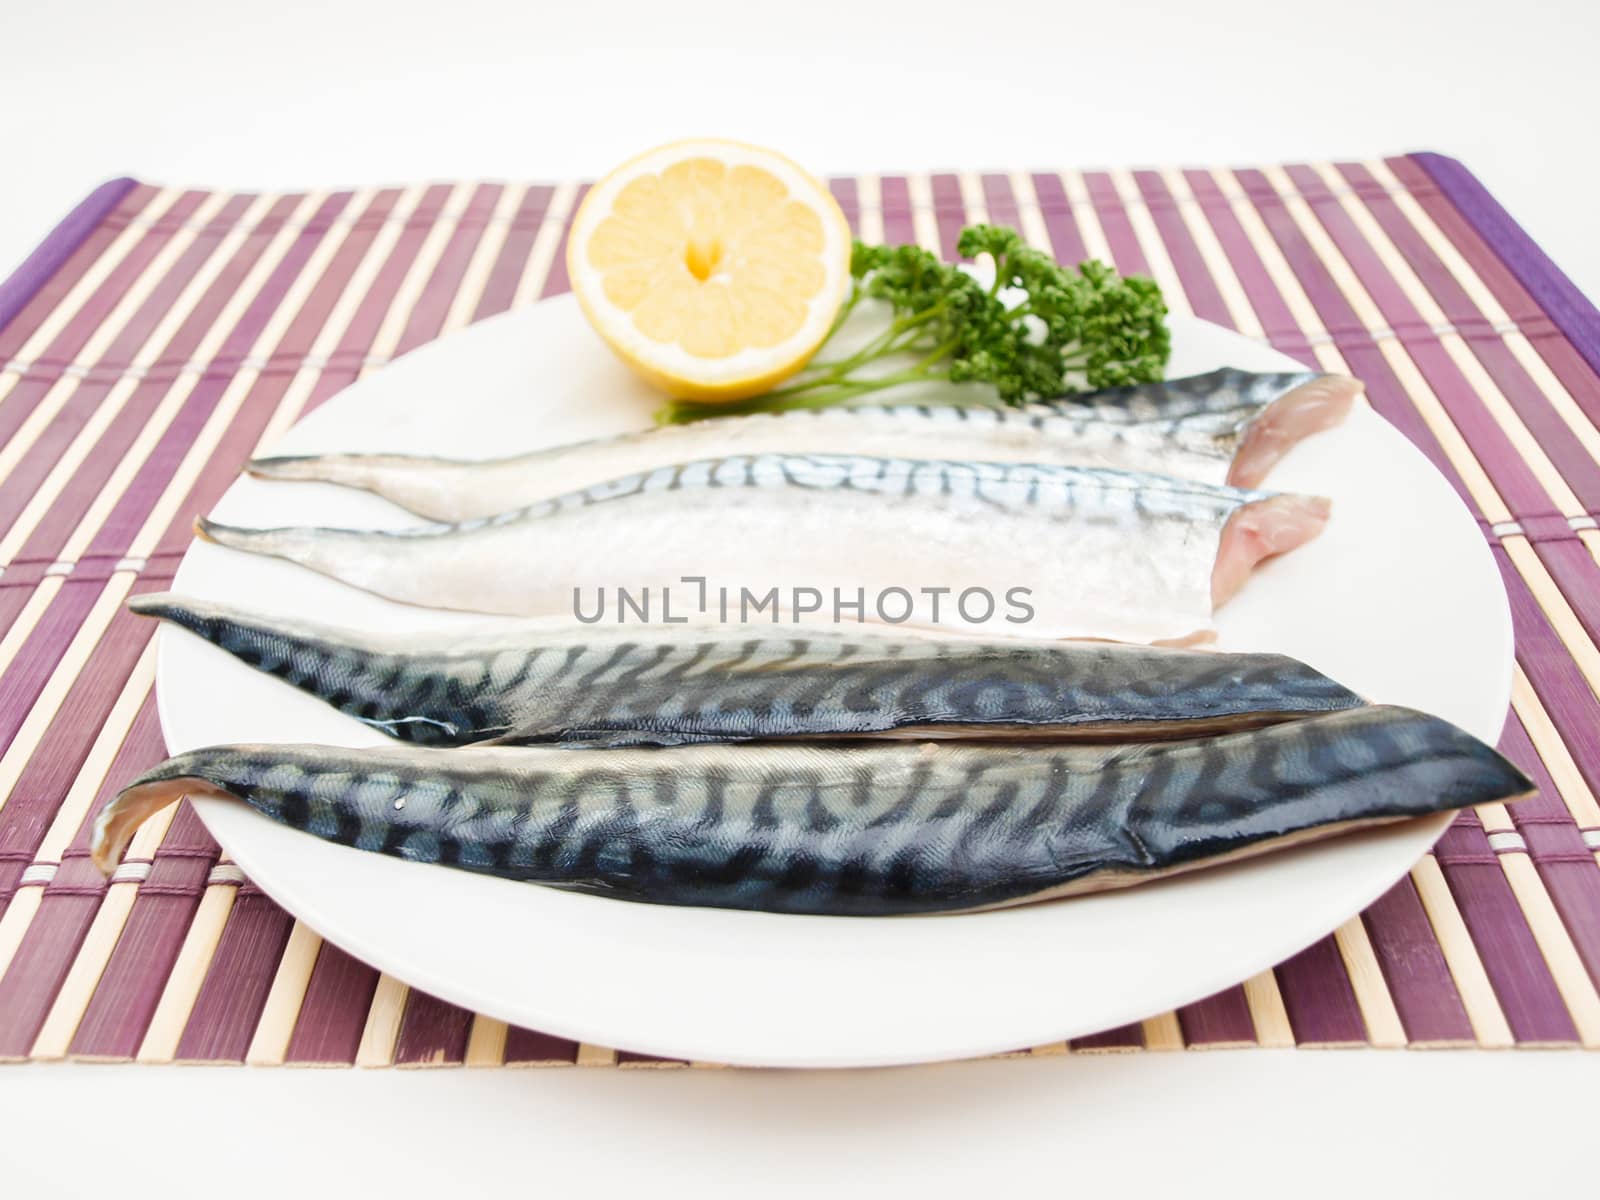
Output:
[567,140,852,401]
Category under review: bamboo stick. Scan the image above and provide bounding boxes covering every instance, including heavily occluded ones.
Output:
[1107,169,1187,309]
[575,1043,618,1067]
[243,921,322,1065]
[1007,171,1053,255]
[1363,158,1600,486]
[1156,168,1265,337]
[253,182,451,448]
[44,191,330,565]
[1332,917,1408,1047]
[353,973,408,1067]
[463,1016,509,1067]
[849,173,882,246]
[1027,1040,1071,1056]
[1493,852,1600,1047]
[1410,856,1516,1047]
[0,573,136,815]
[32,803,178,1058]
[0,192,272,559]
[956,170,990,228]
[0,187,184,401]
[0,890,45,993]
[1054,169,1115,266]
[1204,167,1352,376]
[1502,538,1600,699]
[1512,667,1600,830]
[1139,1011,1186,1052]
[905,172,940,255]
[1241,970,1296,1047]
[440,184,528,332]
[509,180,580,311]
[132,873,237,1062]
[114,187,389,561]
[0,192,233,485]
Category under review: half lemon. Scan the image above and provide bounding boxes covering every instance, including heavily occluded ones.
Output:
[566,139,853,402]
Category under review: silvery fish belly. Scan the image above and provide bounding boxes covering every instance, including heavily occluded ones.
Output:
[197,454,1331,644]
[93,707,1532,916]
[130,592,1365,748]
[246,369,1359,522]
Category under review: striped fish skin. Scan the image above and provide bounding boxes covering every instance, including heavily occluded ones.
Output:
[246,369,1357,522]
[92,707,1532,916]
[198,454,1330,644]
[130,592,1366,748]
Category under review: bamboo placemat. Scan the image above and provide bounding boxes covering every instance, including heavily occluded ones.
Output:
[1,155,1598,1067]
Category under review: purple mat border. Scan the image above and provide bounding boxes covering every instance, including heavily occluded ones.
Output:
[1412,152,1600,372]
[0,178,140,336]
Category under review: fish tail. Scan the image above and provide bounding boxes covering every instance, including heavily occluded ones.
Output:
[194,516,365,569]
[91,751,247,874]
[1353,707,1535,810]
[248,451,444,488]
[127,591,230,641]
[196,514,466,612]
[195,515,291,554]
[1125,706,1534,877]
[1251,652,1367,711]
[248,452,482,523]
[1227,375,1363,488]
[130,589,296,656]
[130,589,364,706]
[248,453,349,483]
[132,592,279,682]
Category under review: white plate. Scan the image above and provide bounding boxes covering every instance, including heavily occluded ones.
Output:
[158,296,1512,1068]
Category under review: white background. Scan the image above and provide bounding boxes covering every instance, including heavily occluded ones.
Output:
[3,0,1599,300]
[1,0,1595,1194]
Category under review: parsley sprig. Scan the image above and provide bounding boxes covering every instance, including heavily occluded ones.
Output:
[658,224,1170,424]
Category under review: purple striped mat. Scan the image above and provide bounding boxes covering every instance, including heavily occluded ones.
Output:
[1,155,1598,1066]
